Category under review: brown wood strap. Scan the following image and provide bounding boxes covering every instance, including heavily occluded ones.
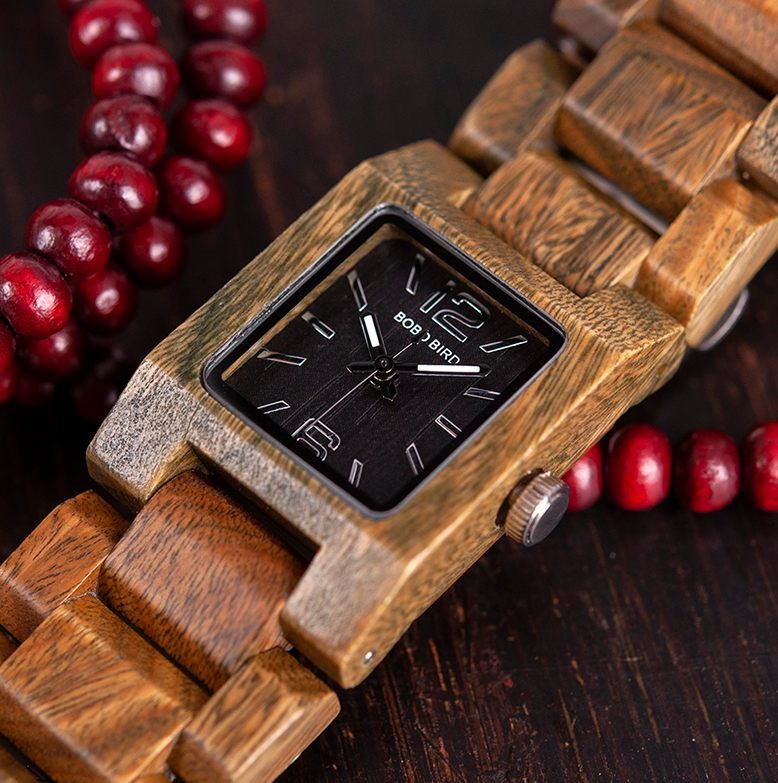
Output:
[660,0,778,96]
[449,40,576,176]
[551,0,659,54]
[738,95,778,202]
[0,594,208,783]
[169,649,340,783]
[636,179,778,346]
[99,471,308,691]
[0,630,17,666]
[0,491,128,641]
[0,746,38,783]
[464,148,655,296]
[0,473,336,782]
[555,21,764,223]
[453,6,778,345]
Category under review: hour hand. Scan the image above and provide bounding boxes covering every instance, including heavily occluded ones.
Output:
[359,311,388,360]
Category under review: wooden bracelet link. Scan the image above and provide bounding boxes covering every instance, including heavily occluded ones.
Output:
[451,1,778,349]
[0,472,339,783]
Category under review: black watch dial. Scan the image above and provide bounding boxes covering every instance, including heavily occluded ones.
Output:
[205,206,566,514]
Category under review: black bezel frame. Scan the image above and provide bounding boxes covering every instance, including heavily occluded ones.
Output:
[203,203,568,516]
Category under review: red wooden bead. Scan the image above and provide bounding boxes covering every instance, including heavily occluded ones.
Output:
[173,98,252,170]
[673,429,740,512]
[25,198,112,282]
[0,358,18,404]
[0,253,72,339]
[68,345,133,422]
[182,0,268,45]
[73,258,138,335]
[81,95,167,168]
[70,0,159,68]
[0,319,16,375]
[117,214,185,287]
[93,42,180,110]
[12,365,58,408]
[605,423,671,511]
[741,422,778,512]
[17,320,89,382]
[69,151,158,233]
[183,40,266,105]
[156,155,226,232]
[58,0,91,18]
[562,443,603,512]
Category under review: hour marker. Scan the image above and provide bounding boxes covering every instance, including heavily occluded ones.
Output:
[302,311,335,340]
[349,459,364,487]
[348,270,368,311]
[256,349,307,366]
[363,313,381,349]
[406,253,424,295]
[405,443,424,476]
[479,336,528,353]
[435,415,461,438]
[420,279,455,314]
[257,400,290,414]
[464,387,500,400]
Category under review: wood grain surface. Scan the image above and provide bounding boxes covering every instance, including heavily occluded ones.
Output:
[555,21,764,223]
[0,595,208,782]
[636,178,778,347]
[0,491,128,641]
[449,40,576,176]
[660,0,778,95]
[170,648,340,783]
[464,148,655,295]
[100,472,307,691]
[2,1,778,781]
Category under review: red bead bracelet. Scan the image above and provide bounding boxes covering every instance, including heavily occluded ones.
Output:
[563,421,778,514]
[0,0,268,421]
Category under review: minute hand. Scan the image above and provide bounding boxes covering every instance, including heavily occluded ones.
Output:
[348,362,489,377]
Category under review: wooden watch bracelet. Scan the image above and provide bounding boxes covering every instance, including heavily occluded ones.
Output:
[450,0,778,348]
[0,472,337,783]
[4,1,778,781]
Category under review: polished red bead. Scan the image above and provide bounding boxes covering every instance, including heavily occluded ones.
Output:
[173,98,252,170]
[70,0,159,68]
[0,253,72,339]
[12,365,58,408]
[605,423,671,511]
[93,42,180,110]
[73,258,139,335]
[562,443,603,512]
[0,319,16,375]
[117,214,185,287]
[741,422,778,512]
[673,429,740,512]
[183,40,265,105]
[0,358,18,404]
[25,199,111,282]
[81,96,167,168]
[17,320,89,382]
[69,151,158,233]
[182,0,268,45]
[156,155,226,232]
[68,345,133,422]
[58,0,92,18]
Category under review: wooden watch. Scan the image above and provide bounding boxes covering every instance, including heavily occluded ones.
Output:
[3,1,778,780]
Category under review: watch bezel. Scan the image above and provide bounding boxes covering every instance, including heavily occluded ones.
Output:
[203,203,568,517]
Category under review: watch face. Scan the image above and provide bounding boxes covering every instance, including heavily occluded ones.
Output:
[204,205,566,514]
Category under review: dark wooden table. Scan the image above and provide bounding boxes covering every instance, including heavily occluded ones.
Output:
[2,2,778,781]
